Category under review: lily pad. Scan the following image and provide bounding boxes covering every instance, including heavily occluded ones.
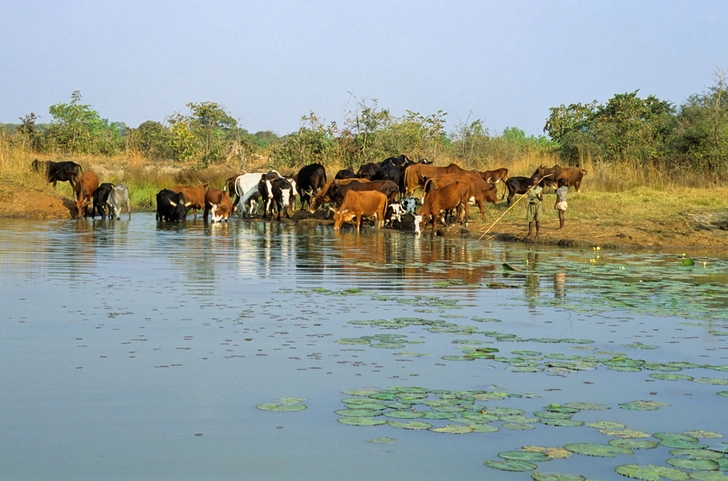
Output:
[531,473,586,481]
[387,420,432,430]
[429,424,474,434]
[338,417,388,426]
[619,400,669,411]
[666,458,720,471]
[609,439,659,450]
[256,402,307,412]
[484,460,537,472]
[615,464,690,481]
[367,437,395,443]
[564,442,633,457]
[499,451,551,462]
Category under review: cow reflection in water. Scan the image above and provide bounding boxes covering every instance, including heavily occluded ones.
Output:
[333,232,497,288]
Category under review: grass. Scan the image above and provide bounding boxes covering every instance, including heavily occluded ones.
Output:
[2,139,727,224]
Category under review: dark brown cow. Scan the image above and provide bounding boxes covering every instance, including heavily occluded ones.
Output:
[32,159,83,189]
[204,188,233,222]
[333,190,388,233]
[480,167,509,200]
[533,165,587,192]
[424,172,497,223]
[74,171,99,218]
[308,178,369,213]
[403,163,468,196]
[416,180,471,237]
[172,184,208,219]
[224,174,243,209]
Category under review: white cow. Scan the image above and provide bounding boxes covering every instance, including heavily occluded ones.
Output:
[106,184,131,220]
[234,171,280,217]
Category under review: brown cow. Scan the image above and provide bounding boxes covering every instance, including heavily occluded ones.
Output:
[333,190,388,233]
[534,165,587,192]
[172,184,208,219]
[74,171,99,218]
[224,174,243,209]
[416,180,471,238]
[310,179,401,213]
[480,167,509,200]
[204,188,233,222]
[403,163,468,196]
[424,172,497,223]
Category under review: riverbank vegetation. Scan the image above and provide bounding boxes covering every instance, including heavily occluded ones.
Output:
[1,70,727,249]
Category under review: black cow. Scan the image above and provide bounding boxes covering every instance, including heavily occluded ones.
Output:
[335,168,357,180]
[91,183,115,219]
[505,176,545,205]
[156,189,188,222]
[380,154,412,167]
[295,163,327,211]
[31,159,83,189]
[356,162,380,180]
[269,177,294,220]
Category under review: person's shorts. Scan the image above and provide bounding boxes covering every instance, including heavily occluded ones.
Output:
[555,201,567,211]
[526,203,543,222]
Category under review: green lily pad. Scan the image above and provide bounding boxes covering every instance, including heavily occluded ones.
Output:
[420,411,457,420]
[387,420,432,430]
[718,391,728,398]
[485,460,537,472]
[541,419,584,427]
[367,437,395,443]
[531,473,586,481]
[666,458,720,471]
[609,439,659,450]
[429,424,474,434]
[669,448,725,459]
[687,471,728,480]
[384,410,423,419]
[564,443,633,457]
[650,373,695,381]
[256,402,307,412]
[682,431,723,439]
[337,417,388,426]
[499,451,551,462]
[694,378,728,385]
[654,432,701,449]
[615,463,690,481]
[335,409,382,417]
[600,429,651,439]
[619,400,669,411]
[586,420,627,430]
[503,423,537,430]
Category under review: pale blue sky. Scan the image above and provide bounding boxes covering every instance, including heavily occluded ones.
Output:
[2,0,726,137]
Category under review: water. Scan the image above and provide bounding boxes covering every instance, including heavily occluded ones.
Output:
[1,215,727,481]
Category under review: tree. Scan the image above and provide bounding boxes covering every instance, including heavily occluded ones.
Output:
[47,90,123,155]
[186,101,237,167]
[127,121,173,160]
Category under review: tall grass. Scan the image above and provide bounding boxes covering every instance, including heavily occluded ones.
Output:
[2,136,726,213]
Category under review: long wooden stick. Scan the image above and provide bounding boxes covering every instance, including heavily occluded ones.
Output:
[478,174,552,240]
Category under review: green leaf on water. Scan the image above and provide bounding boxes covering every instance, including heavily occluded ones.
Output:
[564,443,633,457]
[367,437,395,443]
[608,439,659,450]
[484,460,537,472]
[387,420,432,430]
[614,463,690,481]
[429,424,474,434]
[498,451,551,462]
[337,417,387,426]
[530,473,586,481]
[619,400,669,411]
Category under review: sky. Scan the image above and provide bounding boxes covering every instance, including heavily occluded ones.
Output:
[2,0,727,138]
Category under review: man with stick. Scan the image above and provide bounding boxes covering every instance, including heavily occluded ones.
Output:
[525,176,544,239]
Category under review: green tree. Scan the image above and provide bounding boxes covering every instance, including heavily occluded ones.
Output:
[166,112,198,162]
[186,101,237,167]
[127,120,173,160]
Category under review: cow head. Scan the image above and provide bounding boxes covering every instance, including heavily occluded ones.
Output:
[414,215,423,236]
[333,209,355,231]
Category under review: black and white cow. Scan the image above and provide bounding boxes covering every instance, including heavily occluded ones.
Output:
[107,184,131,220]
[91,183,115,219]
[269,177,294,220]
[385,197,419,226]
[156,189,187,222]
[233,171,281,216]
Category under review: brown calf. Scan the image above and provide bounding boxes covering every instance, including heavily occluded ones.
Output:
[417,180,471,238]
[172,184,208,219]
[333,190,388,233]
[74,171,99,218]
[204,188,233,222]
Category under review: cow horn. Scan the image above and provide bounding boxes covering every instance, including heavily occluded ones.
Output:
[169,201,177,207]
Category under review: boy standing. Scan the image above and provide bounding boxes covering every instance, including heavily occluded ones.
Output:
[525,176,543,239]
[554,178,568,230]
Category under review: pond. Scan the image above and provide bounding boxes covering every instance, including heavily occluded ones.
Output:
[1,214,727,481]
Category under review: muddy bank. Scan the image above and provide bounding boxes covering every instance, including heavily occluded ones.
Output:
[2,181,727,254]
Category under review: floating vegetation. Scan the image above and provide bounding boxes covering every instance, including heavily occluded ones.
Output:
[256,397,307,412]
[564,443,633,457]
[619,400,669,411]
[484,460,537,472]
[614,464,691,480]
[522,446,574,459]
[429,424,474,434]
[498,450,551,462]
[531,473,586,481]
[366,437,395,444]
[609,439,659,450]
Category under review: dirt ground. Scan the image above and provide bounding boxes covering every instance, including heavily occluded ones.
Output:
[2,180,727,254]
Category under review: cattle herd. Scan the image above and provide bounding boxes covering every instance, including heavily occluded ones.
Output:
[31,155,587,237]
